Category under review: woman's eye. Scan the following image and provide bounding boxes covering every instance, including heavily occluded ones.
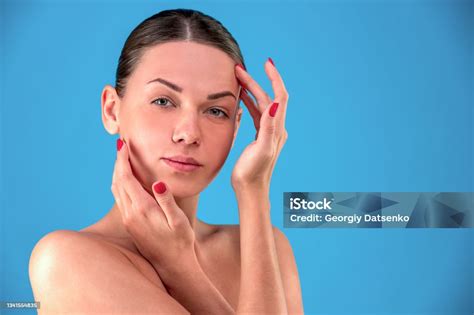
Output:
[151,98,228,119]
[208,108,229,119]
[151,97,173,107]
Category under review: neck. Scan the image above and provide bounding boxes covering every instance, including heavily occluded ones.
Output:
[172,193,201,229]
[98,193,211,242]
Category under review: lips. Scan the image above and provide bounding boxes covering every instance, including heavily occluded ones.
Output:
[163,155,202,166]
[162,157,202,172]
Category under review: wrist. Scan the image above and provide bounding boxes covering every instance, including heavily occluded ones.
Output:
[233,181,269,197]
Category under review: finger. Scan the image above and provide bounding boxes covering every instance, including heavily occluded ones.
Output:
[240,89,261,131]
[111,181,128,218]
[116,139,160,214]
[152,181,189,230]
[116,139,169,234]
[264,60,288,134]
[263,58,289,106]
[235,64,272,112]
[256,101,279,152]
[112,143,132,219]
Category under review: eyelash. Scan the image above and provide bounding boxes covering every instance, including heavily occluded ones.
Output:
[151,97,229,119]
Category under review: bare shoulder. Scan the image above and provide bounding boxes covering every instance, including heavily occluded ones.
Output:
[29,230,189,314]
[202,224,241,258]
[213,224,240,240]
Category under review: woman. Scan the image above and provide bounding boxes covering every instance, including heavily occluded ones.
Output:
[29,8,303,314]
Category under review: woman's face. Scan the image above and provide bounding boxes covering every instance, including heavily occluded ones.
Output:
[103,41,243,198]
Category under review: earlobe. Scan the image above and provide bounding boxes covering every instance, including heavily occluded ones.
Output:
[101,85,121,135]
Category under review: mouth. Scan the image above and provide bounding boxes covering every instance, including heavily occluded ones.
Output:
[161,158,203,172]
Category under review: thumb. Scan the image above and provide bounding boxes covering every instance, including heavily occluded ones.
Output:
[152,181,188,229]
[258,101,279,149]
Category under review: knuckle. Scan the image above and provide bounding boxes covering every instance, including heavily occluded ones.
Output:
[231,171,246,184]
[265,93,272,102]
[133,201,151,215]
[160,194,173,205]
[171,216,187,230]
[261,147,274,162]
[122,214,134,228]
[117,172,130,181]
[110,183,120,198]
[124,173,133,181]
[266,122,277,134]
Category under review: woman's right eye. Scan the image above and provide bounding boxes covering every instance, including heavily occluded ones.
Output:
[151,97,173,107]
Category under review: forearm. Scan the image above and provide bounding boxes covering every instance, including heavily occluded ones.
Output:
[154,255,235,315]
[235,184,288,314]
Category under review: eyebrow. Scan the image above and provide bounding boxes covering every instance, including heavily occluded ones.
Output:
[147,77,236,100]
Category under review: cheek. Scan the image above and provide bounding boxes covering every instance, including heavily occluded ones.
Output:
[202,124,235,165]
[132,114,168,138]
[126,112,169,161]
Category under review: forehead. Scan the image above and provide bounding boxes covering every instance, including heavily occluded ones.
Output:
[129,41,237,89]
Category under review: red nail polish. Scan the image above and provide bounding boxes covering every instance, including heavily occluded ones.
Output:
[268,57,275,67]
[153,181,166,194]
[117,138,124,151]
[269,102,279,117]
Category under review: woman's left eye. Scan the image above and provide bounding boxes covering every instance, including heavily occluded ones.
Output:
[208,108,229,119]
[151,97,228,119]
[151,97,173,107]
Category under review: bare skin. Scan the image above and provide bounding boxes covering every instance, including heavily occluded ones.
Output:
[29,41,303,314]
[82,206,244,309]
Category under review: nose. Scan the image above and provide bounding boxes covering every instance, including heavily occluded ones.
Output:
[172,110,201,146]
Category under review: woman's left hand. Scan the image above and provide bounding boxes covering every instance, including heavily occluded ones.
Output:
[111,139,196,276]
[231,59,289,190]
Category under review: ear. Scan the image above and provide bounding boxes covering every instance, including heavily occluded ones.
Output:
[231,106,243,148]
[101,85,121,135]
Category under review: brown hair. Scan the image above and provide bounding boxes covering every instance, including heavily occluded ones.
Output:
[115,8,246,98]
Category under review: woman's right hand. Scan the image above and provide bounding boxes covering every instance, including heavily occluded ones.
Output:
[111,138,196,276]
[231,60,289,192]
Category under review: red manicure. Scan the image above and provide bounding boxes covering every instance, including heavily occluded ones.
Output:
[153,181,166,194]
[268,57,275,67]
[117,138,124,151]
[269,102,279,117]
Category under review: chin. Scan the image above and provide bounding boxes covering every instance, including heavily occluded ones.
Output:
[168,185,202,199]
[161,177,205,198]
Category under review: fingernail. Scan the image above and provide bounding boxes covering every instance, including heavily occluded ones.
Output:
[269,102,279,117]
[153,181,166,194]
[268,57,275,67]
[117,138,124,151]
[236,63,246,71]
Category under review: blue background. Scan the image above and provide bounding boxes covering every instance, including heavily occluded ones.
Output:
[1,0,473,314]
